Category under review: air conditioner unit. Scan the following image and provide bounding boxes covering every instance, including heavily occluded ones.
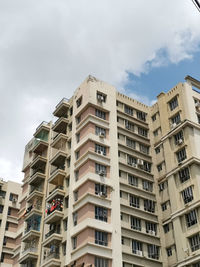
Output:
[97,150,104,155]
[136,250,143,256]
[99,170,105,176]
[138,159,144,165]
[149,230,156,236]
[171,123,177,129]
[132,163,138,168]
[97,95,104,102]
[99,191,106,198]
[178,138,183,145]
[99,132,105,138]
[12,198,17,203]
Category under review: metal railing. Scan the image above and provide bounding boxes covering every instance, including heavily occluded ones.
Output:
[43,252,60,262]
[55,97,69,108]
[45,228,60,239]
[36,121,49,132]
[22,247,37,255]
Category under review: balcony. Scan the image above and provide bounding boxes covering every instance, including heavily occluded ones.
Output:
[50,151,67,168]
[32,138,48,154]
[47,185,65,203]
[53,97,70,118]
[30,155,47,172]
[27,188,44,203]
[19,247,38,264]
[42,252,61,267]
[34,121,50,138]
[43,229,62,247]
[22,225,40,242]
[45,206,64,225]
[51,133,68,148]
[29,172,46,186]
[52,117,69,134]
[48,167,66,185]
[24,204,42,220]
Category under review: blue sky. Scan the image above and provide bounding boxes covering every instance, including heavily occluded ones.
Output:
[124,49,200,103]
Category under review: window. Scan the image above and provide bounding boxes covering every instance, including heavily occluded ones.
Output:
[75,151,80,160]
[182,186,193,204]
[198,115,200,124]
[144,199,155,213]
[76,115,81,124]
[142,180,153,192]
[132,240,142,255]
[63,218,68,231]
[176,148,187,163]
[95,163,107,176]
[121,236,124,244]
[171,113,181,125]
[138,127,148,137]
[95,184,107,197]
[9,193,14,201]
[97,92,106,103]
[64,196,69,208]
[128,174,138,187]
[76,96,82,108]
[74,191,78,202]
[153,129,158,136]
[7,207,11,216]
[136,111,146,121]
[130,195,140,208]
[73,212,77,226]
[152,114,156,121]
[62,241,66,256]
[95,206,108,222]
[126,138,136,149]
[161,202,167,211]
[139,144,149,154]
[75,170,79,181]
[95,126,106,137]
[147,244,159,259]
[127,155,137,166]
[146,221,157,235]
[174,131,184,145]
[143,161,151,173]
[95,144,106,156]
[131,216,141,231]
[155,146,160,154]
[157,163,162,172]
[193,262,200,267]
[70,107,73,116]
[72,236,77,249]
[125,120,134,131]
[5,222,9,231]
[68,123,72,131]
[186,210,197,227]
[76,133,80,143]
[179,167,190,183]
[189,233,200,252]
[95,256,108,267]
[169,96,178,111]
[124,105,133,116]
[95,109,106,120]
[163,223,170,233]
[95,231,108,246]
[166,247,172,257]
[159,182,165,192]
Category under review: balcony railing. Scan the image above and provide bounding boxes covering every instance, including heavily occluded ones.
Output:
[36,121,49,132]
[43,252,60,263]
[49,185,64,195]
[22,247,37,255]
[24,223,40,234]
[55,97,69,108]
[46,202,63,216]
[50,166,65,176]
[45,228,61,239]
[31,168,45,177]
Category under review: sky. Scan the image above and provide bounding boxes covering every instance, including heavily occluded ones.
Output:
[0,0,200,183]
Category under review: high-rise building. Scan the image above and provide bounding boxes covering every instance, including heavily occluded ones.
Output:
[18,75,200,267]
[0,179,21,267]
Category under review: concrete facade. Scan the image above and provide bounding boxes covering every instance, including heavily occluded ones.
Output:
[17,75,200,267]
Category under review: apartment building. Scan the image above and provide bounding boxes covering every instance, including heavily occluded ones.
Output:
[0,179,21,267]
[18,75,200,267]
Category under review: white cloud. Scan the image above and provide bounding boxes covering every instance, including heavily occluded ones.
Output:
[0,0,199,182]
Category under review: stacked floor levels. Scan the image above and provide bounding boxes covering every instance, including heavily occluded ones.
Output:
[18,75,200,267]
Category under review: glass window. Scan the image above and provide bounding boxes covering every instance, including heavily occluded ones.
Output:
[161,202,167,211]
[152,114,156,121]
[76,96,82,108]
[95,256,108,267]
[136,111,146,121]
[171,113,181,125]
[166,247,172,257]
[130,195,140,208]
[176,148,187,163]
[186,210,197,227]
[95,206,108,222]
[126,138,136,149]
[95,231,108,246]
[146,221,157,235]
[127,155,137,166]
[95,144,107,156]
[189,233,200,252]
[95,184,107,197]
[138,127,148,137]
[128,174,138,187]
[95,163,107,176]
[179,167,190,183]
[95,126,106,137]
[97,92,106,103]
[125,120,134,131]
[144,199,155,213]
[155,146,160,154]
[132,240,142,255]
[95,109,106,120]
[169,96,178,111]
[139,144,149,154]
[174,131,184,145]
[147,244,159,259]
[124,105,133,116]
[142,180,153,192]
[131,216,141,231]
[182,186,193,204]
[163,223,170,233]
